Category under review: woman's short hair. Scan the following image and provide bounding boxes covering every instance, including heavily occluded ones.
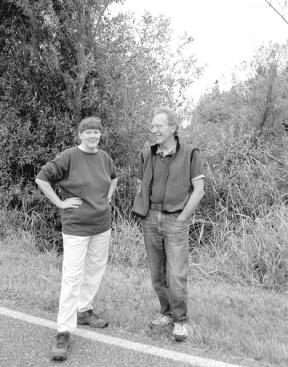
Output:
[78,116,103,133]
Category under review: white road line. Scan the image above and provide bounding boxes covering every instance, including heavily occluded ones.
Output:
[0,306,243,367]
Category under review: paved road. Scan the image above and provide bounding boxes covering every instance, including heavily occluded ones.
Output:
[0,315,198,367]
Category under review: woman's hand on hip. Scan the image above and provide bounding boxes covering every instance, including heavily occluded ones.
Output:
[59,197,82,209]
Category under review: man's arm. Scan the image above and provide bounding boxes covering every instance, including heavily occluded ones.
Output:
[35,178,82,209]
[177,178,204,221]
[108,178,118,203]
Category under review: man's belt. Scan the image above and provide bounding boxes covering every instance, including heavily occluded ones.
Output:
[150,203,163,211]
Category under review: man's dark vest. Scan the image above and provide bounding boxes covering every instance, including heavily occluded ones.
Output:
[132,138,198,218]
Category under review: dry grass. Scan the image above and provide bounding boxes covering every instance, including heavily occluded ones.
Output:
[109,214,147,268]
[195,205,288,291]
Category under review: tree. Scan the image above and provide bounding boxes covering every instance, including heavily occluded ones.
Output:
[244,42,288,136]
[191,42,288,138]
[184,41,288,223]
[0,0,201,245]
[264,0,288,25]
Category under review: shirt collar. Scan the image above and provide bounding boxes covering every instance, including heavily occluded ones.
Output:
[156,143,177,157]
[151,135,180,156]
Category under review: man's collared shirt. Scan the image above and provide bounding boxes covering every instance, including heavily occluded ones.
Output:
[156,144,177,158]
[149,144,204,205]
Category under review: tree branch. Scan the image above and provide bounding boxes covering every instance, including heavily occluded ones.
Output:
[265,0,288,25]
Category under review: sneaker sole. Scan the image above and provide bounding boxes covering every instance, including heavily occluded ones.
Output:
[172,335,187,342]
[149,323,172,329]
[51,346,69,361]
[52,354,68,361]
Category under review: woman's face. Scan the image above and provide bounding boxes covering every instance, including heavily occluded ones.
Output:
[79,129,101,152]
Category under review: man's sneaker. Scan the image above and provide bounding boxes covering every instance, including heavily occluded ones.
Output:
[172,322,188,342]
[150,314,172,329]
[51,331,70,361]
[77,309,108,328]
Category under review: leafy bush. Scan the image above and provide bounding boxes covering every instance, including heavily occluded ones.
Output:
[0,1,201,250]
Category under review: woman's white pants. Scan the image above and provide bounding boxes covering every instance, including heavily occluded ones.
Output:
[57,229,111,332]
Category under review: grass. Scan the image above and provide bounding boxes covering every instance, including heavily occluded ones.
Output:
[195,205,288,291]
[1,211,288,367]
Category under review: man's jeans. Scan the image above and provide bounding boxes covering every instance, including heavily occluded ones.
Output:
[142,209,190,322]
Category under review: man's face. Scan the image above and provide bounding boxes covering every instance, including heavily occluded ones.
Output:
[150,113,175,145]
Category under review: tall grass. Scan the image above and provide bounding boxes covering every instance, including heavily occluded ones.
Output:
[195,205,288,291]
[110,206,146,268]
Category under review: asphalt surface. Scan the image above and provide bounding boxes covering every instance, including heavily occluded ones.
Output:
[0,315,196,367]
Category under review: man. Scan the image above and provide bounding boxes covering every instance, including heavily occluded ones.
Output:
[133,107,204,342]
[36,116,117,361]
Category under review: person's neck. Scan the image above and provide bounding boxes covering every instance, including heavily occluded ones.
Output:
[159,136,177,154]
[78,144,98,153]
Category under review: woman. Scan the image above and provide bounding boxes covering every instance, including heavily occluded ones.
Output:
[36,116,117,361]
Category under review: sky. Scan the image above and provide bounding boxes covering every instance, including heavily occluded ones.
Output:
[112,0,288,100]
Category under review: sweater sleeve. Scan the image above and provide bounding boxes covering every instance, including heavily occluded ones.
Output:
[36,150,71,184]
[101,150,117,179]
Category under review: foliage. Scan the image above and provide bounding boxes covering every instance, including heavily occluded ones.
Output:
[0,0,201,247]
[192,42,288,137]
[185,42,288,223]
[183,42,288,291]
[1,1,288,299]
